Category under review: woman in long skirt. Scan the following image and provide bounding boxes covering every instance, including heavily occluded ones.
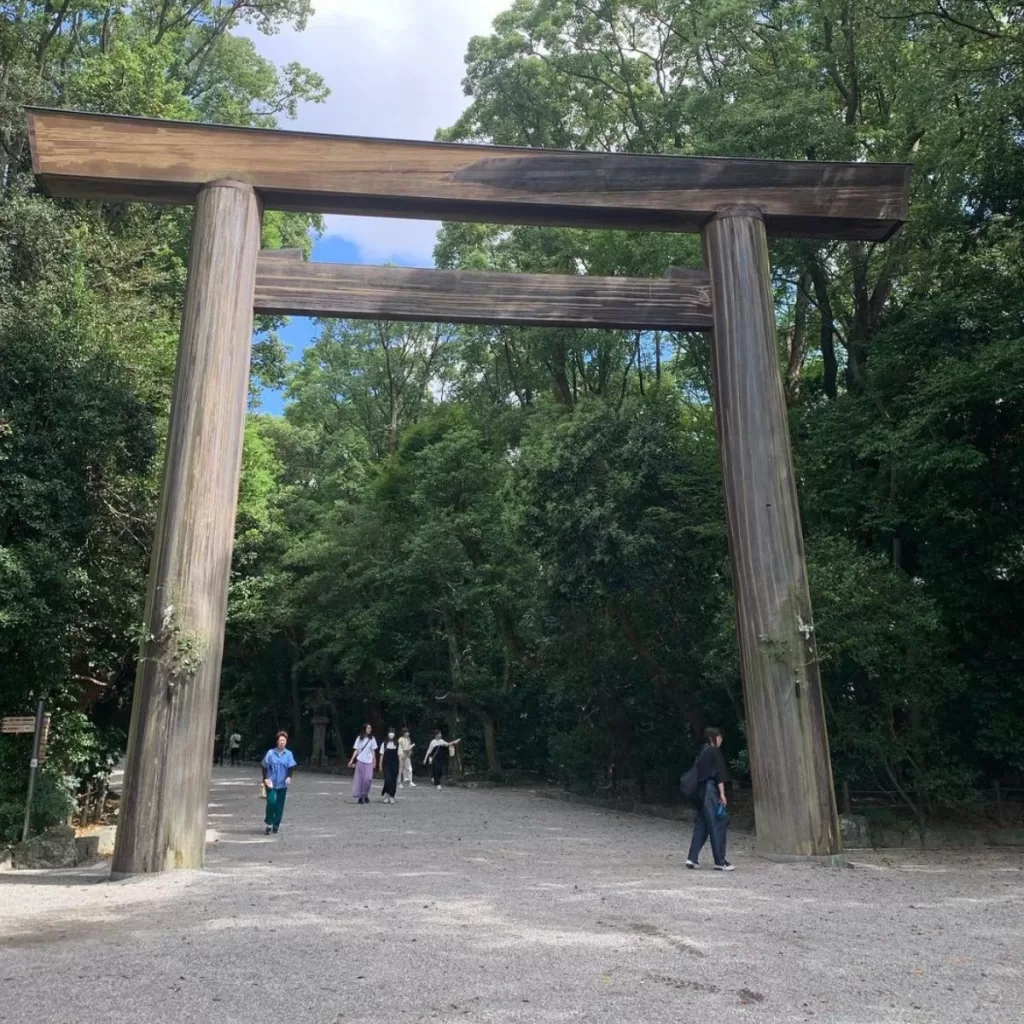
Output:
[379,727,400,803]
[348,724,378,805]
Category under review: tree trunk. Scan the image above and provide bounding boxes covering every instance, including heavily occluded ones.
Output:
[702,207,842,860]
[442,610,464,776]
[549,339,573,406]
[785,273,809,403]
[290,672,303,757]
[611,601,704,739]
[111,181,260,877]
[456,529,536,667]
[478,709,501,774]
[846,242,871,388]
[808,259,839,400]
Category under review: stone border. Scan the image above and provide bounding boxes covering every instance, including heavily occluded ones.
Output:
[533,790,1024,850]
[865,824,1024,850]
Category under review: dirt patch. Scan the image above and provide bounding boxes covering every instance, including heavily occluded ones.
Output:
[628,920,707,957]
[647,972,719,994]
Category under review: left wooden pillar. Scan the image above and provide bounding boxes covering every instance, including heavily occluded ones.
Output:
[112,181,261,877]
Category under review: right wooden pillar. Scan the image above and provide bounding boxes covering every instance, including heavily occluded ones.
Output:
[702,206,842,860]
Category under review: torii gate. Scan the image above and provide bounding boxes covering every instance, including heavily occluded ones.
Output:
[26,108,909,875]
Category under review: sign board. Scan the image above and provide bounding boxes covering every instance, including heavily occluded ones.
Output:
[2,715,50,760]
[2,717,36,734]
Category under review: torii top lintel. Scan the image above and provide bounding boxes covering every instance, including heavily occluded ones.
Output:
[26,108,909,242]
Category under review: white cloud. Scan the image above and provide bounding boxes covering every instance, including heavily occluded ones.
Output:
[320,215,442,267]
[251,0,511,265]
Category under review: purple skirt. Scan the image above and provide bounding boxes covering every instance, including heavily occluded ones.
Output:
[352,760,374,799]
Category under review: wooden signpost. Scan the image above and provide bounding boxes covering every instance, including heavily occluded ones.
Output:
[3,701,49,842]
[26,107,910,873]
[2,716,38,734]
[2,709,50,760]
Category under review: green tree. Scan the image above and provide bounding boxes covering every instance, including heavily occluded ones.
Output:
[0,0,327,832]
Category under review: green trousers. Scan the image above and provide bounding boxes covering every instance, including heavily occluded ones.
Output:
[264,786,288,829]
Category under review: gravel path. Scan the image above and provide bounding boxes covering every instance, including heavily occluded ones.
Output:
[2,768,1022,1023]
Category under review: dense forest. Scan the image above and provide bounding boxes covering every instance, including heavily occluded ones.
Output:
[2,1,1023,840]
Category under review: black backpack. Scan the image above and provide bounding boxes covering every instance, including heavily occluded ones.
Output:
[679,757,700,802]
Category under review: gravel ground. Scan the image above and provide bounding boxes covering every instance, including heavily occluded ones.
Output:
[2,767,1022,1024]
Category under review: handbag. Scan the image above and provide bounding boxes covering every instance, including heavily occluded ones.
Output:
[679,759,700,801]
[259,781,268,800]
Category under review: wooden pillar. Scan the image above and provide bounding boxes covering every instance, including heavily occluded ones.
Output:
[111,181,261,877]
[701,207,842,861]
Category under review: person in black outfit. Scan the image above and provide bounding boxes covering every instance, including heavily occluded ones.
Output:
[424,730,460,789]
[686,727,734,871]
[379,727,400,804]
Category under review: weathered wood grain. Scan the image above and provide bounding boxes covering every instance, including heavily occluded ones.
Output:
[702,206,842,860]
[254,253,713,331]
[111,181,261,877]
[27,108,909,241]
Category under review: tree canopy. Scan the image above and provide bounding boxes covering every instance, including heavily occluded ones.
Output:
[2,0,1023,838]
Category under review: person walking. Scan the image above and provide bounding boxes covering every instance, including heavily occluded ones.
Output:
[379,727,400,803]
[423,730,460,790]
[229,728,242,766]
[685,727,734,871]
[261,731,297,835]
[348,724,378,804]
[398,727,416,788]
[213,732,224,767]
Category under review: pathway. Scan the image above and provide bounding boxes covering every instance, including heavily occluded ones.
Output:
[2,768,1022,1023]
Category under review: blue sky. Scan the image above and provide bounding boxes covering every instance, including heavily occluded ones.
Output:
[249,1,511,414]
[260,236,427,415]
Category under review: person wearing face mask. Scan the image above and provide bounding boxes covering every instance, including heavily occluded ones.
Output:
[379,726,400,804]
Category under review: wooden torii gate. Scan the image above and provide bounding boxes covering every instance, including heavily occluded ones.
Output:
[27,108,909,875]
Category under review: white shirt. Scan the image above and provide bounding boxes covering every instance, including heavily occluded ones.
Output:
[425,738,449,759]
[229,733,241,749]
[353,736,378,764]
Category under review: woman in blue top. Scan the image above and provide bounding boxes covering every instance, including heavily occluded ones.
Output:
[261,731,297,835]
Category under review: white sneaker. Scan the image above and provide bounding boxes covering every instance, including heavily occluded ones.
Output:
[714,862,735,872]
[685,859,699,870]
[409,782,417,788]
